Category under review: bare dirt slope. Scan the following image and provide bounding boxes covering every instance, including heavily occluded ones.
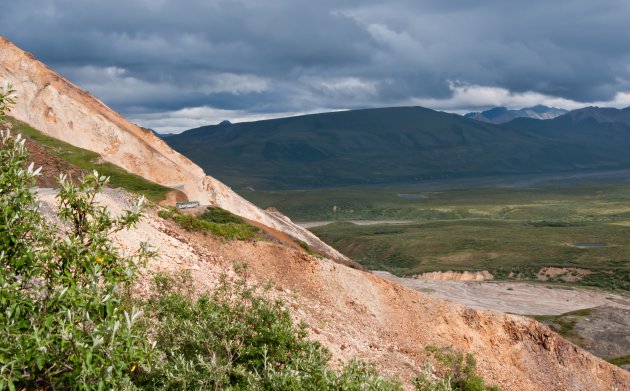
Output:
[36,188,630,391]
[0,35,346,262]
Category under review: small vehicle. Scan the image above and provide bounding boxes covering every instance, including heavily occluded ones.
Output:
[176,201,200,209]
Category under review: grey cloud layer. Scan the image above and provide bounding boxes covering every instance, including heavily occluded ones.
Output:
[2,0,629,131]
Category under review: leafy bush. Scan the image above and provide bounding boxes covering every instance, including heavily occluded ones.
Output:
[134,268,402,390]
[0,86,152,389]
[159,206,260,240]
[199,206,245,224]
[414,346,499,391]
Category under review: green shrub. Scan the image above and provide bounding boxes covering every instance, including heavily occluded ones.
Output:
[414,346,499,391]
[157,207,176,220]
[199,206,244,224]
[159,206,260,240]
[578,271,630,291]
[0,107,152,390]
[134,268,402,390]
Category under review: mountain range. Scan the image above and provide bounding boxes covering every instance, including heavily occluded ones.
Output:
[165,105,630,189]
[464,105,568,124]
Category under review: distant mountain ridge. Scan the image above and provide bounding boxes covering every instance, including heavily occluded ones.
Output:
[561,106,630,126]
[165,105,630,190]
[465,105,568,124]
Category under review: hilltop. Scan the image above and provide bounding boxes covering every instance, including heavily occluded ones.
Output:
[165,104,630,190]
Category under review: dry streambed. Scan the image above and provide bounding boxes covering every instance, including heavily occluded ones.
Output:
[373,271,630,315]
[374,271,630,370]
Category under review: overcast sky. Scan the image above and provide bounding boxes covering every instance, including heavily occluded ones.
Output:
[2,0,630,133]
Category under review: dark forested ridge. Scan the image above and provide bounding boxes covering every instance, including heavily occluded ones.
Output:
[165,106,630,189]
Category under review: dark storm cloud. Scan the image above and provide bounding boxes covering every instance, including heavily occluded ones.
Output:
[1,0,630,132]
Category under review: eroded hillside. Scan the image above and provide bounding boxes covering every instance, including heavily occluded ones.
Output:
[0,35,346,261]
[35,188,630,391]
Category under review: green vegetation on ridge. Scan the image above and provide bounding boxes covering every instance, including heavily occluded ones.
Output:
[158,206,260,240]
[5,116,171,201]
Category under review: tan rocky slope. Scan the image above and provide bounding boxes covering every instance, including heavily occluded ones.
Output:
[36,188,630,391]
[0,35,346,261]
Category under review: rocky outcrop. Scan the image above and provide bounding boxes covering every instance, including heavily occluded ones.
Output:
[0,35,347,262]
[415,270,494,281]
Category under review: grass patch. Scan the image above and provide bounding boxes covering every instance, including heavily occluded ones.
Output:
[608,355,630,366]
[199,206,245,224]
[159,206,260,240]
[531,308,593,344]
[6,116,171,201]
[295,239,324,258]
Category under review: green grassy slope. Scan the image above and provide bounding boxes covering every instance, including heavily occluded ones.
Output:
[165,106,630,189]
[6,117,172,201]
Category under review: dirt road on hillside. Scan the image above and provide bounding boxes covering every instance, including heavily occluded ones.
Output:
[298,220,411,228]
[374,271,630,315]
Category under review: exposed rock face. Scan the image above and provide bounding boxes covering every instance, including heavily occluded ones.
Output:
[414,270,494,281]
[465,105,568,124]
[0,35,347,261]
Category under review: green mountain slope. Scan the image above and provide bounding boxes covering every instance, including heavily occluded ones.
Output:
[165,106,630,189]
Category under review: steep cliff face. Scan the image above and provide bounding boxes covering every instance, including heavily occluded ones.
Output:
[0,35,347,261]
